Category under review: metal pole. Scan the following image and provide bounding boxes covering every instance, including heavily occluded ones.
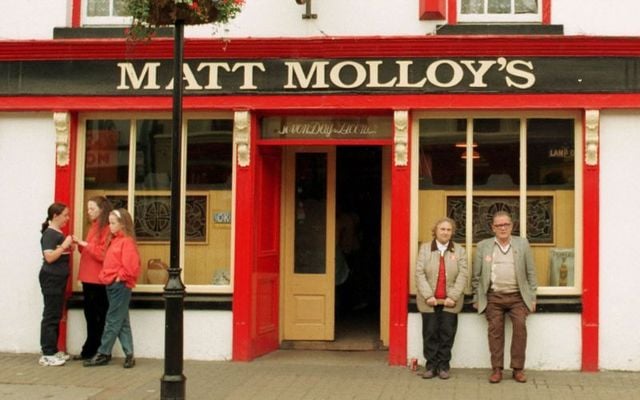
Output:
[161,18,186,400]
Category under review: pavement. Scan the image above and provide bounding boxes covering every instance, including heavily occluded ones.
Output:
[1,350,640,400]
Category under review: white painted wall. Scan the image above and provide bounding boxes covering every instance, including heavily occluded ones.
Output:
[408,313,582,370]
[0,114,56,353]
[3,0,640,40]
[68,310,233,360]
[553,0,640,36]
[0,0,68,40]
[599,111,640,371]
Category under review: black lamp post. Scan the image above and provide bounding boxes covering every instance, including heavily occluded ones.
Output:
[161,17,187,400]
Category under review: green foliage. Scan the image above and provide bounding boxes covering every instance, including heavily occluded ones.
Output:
[126,0,244,40]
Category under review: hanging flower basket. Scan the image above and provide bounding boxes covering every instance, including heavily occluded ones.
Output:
[126,0,244,39]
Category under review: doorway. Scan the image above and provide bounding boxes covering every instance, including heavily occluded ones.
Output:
[334,146,382,350]
[281,146,382,350]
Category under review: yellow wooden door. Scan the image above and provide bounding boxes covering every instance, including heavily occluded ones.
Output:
[283,147,336,340]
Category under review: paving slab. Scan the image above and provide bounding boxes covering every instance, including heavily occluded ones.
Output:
[1,351,639,399]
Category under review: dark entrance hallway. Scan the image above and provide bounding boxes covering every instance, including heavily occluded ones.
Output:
[334,146,382,350]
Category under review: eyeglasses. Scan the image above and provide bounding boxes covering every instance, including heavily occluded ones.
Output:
[493,223,512,229]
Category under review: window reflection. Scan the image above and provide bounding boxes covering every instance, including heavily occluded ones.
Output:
[84,119,130,189]
[418,119,467,188]
[187,119,233,188]
[294,153,327,274]
[135,120,172,190]
[527,119,575,188]
[474,118,519,189]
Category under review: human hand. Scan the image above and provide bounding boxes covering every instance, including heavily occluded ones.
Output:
[62,235,73,250]
[426,297,437,307]
[472,302,478,310]
[443,298,456,308]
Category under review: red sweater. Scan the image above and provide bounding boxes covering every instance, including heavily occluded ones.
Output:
[77,221,111,284]
[99,232,141,289]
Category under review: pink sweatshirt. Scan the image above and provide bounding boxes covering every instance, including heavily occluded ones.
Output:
[99,232,141,289]
[77,221,110,284]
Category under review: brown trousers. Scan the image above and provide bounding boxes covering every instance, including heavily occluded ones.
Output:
[485,291,530,370]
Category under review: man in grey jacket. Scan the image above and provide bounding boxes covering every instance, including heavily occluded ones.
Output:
[472,211,537,384]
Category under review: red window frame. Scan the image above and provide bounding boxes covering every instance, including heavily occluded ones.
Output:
[420,0,551,24]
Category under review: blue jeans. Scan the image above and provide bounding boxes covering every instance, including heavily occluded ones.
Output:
[98,282,134,356]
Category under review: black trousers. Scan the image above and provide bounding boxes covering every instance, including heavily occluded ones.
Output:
[421,306,459,372]
[80,282,109,358]
[39,270,67,356]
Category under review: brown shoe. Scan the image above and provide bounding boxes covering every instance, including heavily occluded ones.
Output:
[512,369,527,383]
[438,369,450,380]
[489,368,503,383]
[421,369,436,379]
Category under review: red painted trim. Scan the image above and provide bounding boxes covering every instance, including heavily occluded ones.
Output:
[581,111,599,371]
[232,115,258,361]
[54,112,78,353]
[388,116,411,366]
[447,0,457,24]
[232,155,255,361]
[419,0,447,20]
[3,94,640,112]
[542,0,551,25]
[4,36,640,60]
[71,0,82,28]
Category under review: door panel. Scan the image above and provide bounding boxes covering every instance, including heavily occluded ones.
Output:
[253,148,281,355]
[283,148,336,340]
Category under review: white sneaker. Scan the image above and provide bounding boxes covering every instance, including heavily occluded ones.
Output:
[54,351,71,361]
[39,355,66,366]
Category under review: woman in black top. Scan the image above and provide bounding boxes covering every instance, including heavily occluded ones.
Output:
[39,202,73,367]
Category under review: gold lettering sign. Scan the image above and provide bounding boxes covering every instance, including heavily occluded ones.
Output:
[261,116,393,140]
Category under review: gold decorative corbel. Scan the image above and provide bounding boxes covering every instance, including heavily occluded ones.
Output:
[234,110,250,167]
[585,109,600,167]
[394,110,409,167]
[53,112,70,167]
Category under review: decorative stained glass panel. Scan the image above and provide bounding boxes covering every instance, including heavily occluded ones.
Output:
[109,195,207,242]
[447,195,553,244]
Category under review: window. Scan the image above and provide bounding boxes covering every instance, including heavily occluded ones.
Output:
[83,0,131,26]
[79,115,235,292]
[459,0,541,23]
[415,113,581,295]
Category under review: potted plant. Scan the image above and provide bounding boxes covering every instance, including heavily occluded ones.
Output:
[126,0,245,39]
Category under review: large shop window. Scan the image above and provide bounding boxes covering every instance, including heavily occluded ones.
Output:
[82,0,131,26]
[458,0,541,23]
[80,116,234,292]
[415,114,580,296]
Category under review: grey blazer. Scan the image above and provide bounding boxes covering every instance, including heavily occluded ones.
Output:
[471,236,538,313]
[415,241,468,313]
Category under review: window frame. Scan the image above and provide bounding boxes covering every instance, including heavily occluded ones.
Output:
[82,0,132,27]
[457,0,543,23]
[410,110,583,297]
[75,112,237,294]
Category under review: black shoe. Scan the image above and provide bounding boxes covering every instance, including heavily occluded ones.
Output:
[83,353,110,367]
[123,354,135,369]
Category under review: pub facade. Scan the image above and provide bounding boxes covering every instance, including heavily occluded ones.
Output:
[1,0,640,371]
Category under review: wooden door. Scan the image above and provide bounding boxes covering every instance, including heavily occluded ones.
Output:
[283,147,336,340]
[253,147,282,356]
